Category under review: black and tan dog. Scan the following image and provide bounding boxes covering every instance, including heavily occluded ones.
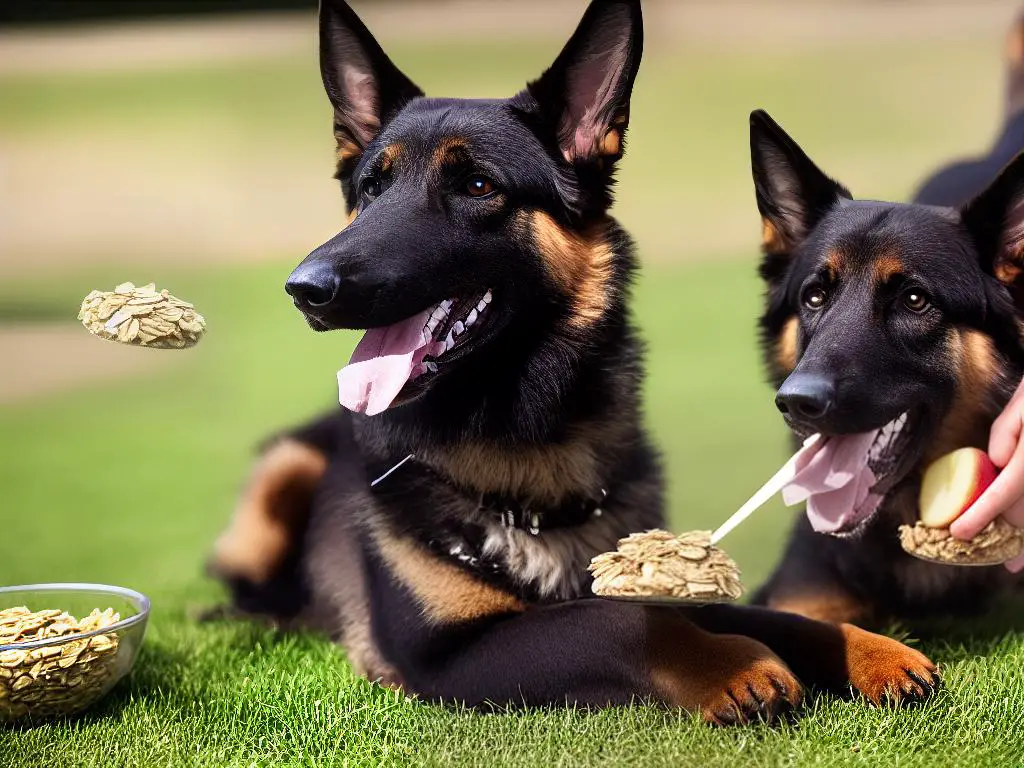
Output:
[752,20,1024,626]
[210,0,936,721]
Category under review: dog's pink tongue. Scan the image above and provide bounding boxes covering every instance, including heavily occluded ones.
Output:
[337,309,437,416]
[782,431,883,533]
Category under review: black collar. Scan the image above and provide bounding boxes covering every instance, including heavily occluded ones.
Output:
[368,455,610,535]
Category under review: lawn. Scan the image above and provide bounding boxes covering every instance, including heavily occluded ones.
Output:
[4,260,1024,767]
[4,8,1024,766]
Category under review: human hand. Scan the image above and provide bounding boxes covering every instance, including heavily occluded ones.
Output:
[949,378,1024,572]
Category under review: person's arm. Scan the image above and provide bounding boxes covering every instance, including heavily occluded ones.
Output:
[949,378,1024,572]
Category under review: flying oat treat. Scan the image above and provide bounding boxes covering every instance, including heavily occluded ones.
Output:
[79,282,205,348]
[899,519,1024,566]
[589,529,743,604]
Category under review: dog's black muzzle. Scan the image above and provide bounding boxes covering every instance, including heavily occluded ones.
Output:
[285,223,426,331]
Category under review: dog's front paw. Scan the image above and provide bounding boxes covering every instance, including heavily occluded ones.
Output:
[696,636,804,726]
[842,624,939,705]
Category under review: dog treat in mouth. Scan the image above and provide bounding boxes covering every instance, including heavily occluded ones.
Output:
[589,529,743,603]
[79,282,205,348]
[899,519,1024,566]
[0,606,121,721]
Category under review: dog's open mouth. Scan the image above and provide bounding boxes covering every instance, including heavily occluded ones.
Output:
[336,290,493,415]
[783,409,923,535]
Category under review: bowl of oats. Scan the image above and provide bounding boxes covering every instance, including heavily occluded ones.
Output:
[0,583,149,723]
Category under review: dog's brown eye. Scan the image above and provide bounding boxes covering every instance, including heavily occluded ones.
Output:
[803,287,827,310]
[466,175,495,198]
[903,290,931,313]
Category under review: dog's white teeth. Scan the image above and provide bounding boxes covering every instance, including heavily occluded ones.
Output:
[425,361,438,373]
[466,309,478,327]
[453,321,466,336]
[483,290,492,304]
[477,300,487,312]
[444,332,455,351]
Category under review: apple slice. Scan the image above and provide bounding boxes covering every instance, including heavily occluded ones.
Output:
[918,447,998,528]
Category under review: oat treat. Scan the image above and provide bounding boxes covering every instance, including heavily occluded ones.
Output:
[899,518,1024,566]
[0,606,121,721]
[79,282,205,348]
[589,529,744,603]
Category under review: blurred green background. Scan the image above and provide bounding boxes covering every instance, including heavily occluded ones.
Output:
[2,2,1024,765]
[1,0,1016,589]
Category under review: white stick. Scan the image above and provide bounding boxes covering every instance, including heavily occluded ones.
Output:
[710,434,820,545]
[371,453,415,487]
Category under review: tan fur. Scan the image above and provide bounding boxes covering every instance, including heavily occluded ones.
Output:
[647,611,802,722]
[380,143,403,174]
[419,414,630,504]
[775,316,799,375]
[336,137,362,164]
[824,249,846,280]
[761,218,786,255]
[430,137,468,170]
[839,623,938,705]
[767,589,869,625]
[528,211,615,329]
[872,253,904,283]
[927,328,1001,464]
[995,259,1023,286]
[371,526,525,625]
[599,129,622,157]
[340,605,403,689]
[212,440,328,584]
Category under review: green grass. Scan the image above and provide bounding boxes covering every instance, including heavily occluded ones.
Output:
[4,13,1024,767]
[4,261,1024,767]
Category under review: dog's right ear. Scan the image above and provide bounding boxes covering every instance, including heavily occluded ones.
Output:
[320,0,423,172]
[750,110,850,266]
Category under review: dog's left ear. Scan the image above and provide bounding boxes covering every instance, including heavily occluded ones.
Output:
[750,110,850,260]
[961,152,1024,302]
[525,0,643,166]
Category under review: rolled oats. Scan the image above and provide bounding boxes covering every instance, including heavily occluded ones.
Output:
[79,282,205,349]
[0,607,121,721]
[589,529,744,604]
[898,518,1024,566]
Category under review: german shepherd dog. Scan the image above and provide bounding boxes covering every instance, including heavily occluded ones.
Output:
[209,0,937,721]
[752,19,1024,627]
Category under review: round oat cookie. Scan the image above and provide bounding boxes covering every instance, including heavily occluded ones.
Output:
[79,282,205,349]
[588,529,744,605]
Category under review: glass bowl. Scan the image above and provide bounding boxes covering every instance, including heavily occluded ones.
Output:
[0,583,150,723]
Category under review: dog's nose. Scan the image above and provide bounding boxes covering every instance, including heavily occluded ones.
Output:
[775,373,836,421]
[285,259,340,310]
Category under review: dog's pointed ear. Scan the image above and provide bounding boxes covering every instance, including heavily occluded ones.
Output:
[320,0,423,164]
[961,151,1024,299]
[525,0,643,165]
[750,110,850,257]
